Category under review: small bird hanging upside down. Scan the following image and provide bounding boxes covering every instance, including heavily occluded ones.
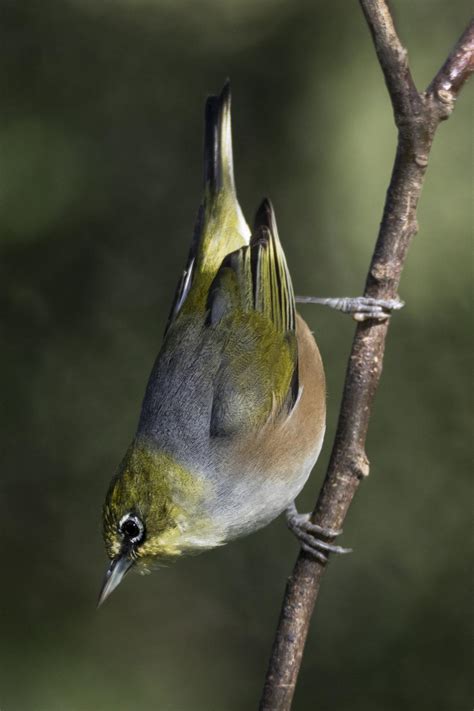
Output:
[98,82,401,606]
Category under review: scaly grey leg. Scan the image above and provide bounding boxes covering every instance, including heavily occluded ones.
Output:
[286,502,352,563]
[296,295,404,321]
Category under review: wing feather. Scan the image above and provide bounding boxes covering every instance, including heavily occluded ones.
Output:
[206,199,299,437]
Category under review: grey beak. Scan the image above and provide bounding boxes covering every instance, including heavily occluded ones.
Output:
[97,554,134,607]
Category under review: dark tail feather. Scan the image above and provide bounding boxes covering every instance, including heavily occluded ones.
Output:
[203,80,236,194]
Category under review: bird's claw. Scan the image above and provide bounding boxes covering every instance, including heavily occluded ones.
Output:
[348,297,405,321]
[285,503,352,564]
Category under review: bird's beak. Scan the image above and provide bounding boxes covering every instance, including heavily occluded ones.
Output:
[97,553,134,607]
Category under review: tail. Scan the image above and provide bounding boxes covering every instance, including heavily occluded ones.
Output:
[193,81,250,277]
[204,80,236,195]
[165,83,250,330]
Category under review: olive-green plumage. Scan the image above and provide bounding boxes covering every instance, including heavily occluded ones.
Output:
[99,82,326,605]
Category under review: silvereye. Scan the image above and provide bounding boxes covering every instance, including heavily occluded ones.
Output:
[99,82,350,606]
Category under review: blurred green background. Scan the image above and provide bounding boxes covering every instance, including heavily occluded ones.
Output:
[0,1,471,709]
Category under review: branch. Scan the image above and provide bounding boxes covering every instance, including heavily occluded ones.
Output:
[259,4,473,710]
[428,19,474,104]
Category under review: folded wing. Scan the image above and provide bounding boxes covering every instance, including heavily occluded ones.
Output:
[207,199,298,437]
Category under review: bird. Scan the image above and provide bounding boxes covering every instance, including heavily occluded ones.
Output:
[98,81,355,606]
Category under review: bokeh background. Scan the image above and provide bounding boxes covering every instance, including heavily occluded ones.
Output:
[0,1,471,709]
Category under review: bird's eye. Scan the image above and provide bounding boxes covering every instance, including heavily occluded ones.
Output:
[119,513,145,544]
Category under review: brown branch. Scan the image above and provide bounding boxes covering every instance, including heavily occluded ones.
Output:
[259,4,474,710]
[428,18,474,102]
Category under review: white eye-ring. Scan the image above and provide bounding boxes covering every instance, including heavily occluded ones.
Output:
[118,513,145,544]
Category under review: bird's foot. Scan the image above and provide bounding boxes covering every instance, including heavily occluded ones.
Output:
[295,295,404,321]
[286,502,352,564]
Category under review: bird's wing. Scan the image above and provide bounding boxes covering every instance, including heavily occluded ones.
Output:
[207,199,299,438]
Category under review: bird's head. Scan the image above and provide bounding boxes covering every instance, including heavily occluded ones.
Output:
[98,441,204,605]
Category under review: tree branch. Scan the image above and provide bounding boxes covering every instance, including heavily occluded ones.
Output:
[428,18,474,103]
[259,4,473,710]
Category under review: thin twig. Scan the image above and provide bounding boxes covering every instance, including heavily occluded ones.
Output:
[259,4,473,710]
